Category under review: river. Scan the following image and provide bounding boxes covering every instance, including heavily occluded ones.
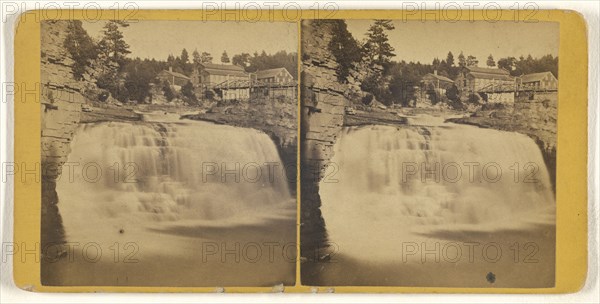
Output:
[43,117,296,287]
[312,114,556,287]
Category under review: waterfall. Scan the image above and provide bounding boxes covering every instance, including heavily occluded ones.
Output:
[319,115,555,261]
[57,120,293,244]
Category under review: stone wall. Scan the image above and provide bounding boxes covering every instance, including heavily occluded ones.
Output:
[40,21,87,249]
[300,20,347,259]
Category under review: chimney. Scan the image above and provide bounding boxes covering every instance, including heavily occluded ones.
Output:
[434,70,438,76]
[169,66,173,72]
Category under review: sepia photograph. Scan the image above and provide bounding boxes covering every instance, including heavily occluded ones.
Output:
[40,19,298,287]
[300,19,558,287]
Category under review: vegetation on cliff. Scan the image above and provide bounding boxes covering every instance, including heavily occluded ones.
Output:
[63,20,98,80]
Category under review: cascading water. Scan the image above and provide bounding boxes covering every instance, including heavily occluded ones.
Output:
[47,117,297,286]
[319,115,555,262]
[57,119,294,248]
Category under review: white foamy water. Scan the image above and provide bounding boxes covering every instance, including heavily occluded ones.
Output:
[319,115,555,261]
[57,120,294,248]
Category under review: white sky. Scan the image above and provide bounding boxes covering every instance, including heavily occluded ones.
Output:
[82,20,298,60]
[345,20,559,64]
[80,20,558,64]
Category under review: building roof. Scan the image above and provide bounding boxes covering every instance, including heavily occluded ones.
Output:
[159,69,190,80]
[520,71,556,83]
[468,72,514,81]
[197,63,248,77]
[422,73,453,83]
[256,67,291,79]
[203,69,248,77]
[200,63,245,72]
[465,66,511,76]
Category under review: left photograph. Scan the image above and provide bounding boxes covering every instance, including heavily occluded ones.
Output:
[40,20,298,287]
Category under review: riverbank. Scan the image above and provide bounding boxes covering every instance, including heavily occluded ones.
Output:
[79,103,141,123]
[344,109,407,127]
[180,99,297,149]
[78,102,207,123]
[344,106,473,127]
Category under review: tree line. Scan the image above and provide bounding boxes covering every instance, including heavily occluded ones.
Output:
[325,19,558,107]
[165,48,297,79]
[64,20,297,104]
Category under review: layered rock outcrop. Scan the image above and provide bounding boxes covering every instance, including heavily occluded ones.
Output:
[300,20,348,259]
[40,20,89,248]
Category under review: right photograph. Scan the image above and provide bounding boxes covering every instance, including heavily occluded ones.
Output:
[300,19,558,287]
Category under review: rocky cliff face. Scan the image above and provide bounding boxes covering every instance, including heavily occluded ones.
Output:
[40,21,90,249]
[300,20,348,259]
[450,92,558,187]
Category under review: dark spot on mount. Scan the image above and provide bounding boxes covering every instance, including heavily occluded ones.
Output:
[486,272,496,284]
[119,229,125,234]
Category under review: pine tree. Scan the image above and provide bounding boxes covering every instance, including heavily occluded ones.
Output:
[180,48,189,64]
[95,20,131,103]
[486,54,496,67]
[167,54,175,65]
[363,19,396,66]
[221,51,230,63]
[446,51,455,67]
[179,48,192,74]
[192,49,201,66]
[458,51,466,68]
[98,20,130,68]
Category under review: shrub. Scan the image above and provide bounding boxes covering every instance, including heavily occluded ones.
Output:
[425,83,439,104]
[98,91,109,102]
[362,93,374,105]
[482,102,507,111]
[445,84,460,103]
[468,93,481,104]
[162,81,175,102]
[181,81,198,104]
[205,90,215,100]
[122,60,155,103]
[96,72,121,101]
[479,92,489,103]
